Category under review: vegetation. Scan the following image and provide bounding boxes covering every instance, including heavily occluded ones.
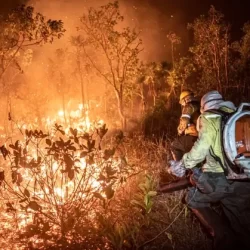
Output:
[169,6,250,103]
[71,1,142,130]
[0,1,249,249]
[0,5,65,95]
[0,125,210,249]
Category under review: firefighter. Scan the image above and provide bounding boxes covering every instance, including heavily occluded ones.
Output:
[170,90,200,161]
[168,90,250,250]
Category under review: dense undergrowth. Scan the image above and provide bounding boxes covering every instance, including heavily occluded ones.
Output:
[0,124,211,250]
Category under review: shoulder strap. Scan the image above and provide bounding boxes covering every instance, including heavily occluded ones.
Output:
[207,109,235,122]
[207,109,229,117]
[206,109,233,176]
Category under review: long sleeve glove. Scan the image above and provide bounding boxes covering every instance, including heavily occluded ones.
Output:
[168,160,186,178]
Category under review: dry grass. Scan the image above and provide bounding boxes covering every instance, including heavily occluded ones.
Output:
[104,135,212,250]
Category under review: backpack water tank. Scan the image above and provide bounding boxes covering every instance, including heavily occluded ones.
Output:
[223,103,250,178]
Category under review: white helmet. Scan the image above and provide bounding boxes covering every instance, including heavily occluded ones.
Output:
[200,90,223,113]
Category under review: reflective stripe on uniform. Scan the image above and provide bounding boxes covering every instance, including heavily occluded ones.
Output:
[204,114,221,118]
[181,114,191,118]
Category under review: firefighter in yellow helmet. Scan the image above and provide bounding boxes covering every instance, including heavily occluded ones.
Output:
[168,90,250,249]
[170,90,200,161]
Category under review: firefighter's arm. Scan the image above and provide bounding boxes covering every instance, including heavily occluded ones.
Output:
[183,115,215,169]
[177,105,193,135]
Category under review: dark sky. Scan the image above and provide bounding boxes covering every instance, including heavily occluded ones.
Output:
[124,0,250,60]
[143,0,250,40]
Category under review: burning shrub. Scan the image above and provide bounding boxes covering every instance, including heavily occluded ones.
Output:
[0,123,140,249]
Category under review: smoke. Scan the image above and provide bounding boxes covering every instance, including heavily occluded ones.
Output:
[27,0,189,62]
[4,1,249,65]
[0,0,189,127]
[0,0,198,130]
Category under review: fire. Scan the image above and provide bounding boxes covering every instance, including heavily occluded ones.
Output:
[0,101,124,248]
[58,110,64,117]
[48,103,98,134]
[54,187,65,199]
[78,104,83,110]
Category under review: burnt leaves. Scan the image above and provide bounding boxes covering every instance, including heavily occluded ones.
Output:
[25,129,48,139]
[6,202,16,212]
[0,169,4,185]
[5,123,130,243]
[9,137,42,185]
[96,124,108,139]
[24,188,30,198]
[12,171,23,186]
[46,138,77,180]
[95,164,118,202]
[28,201,41,211]
[0,145,10,160]
[54,123,65,135]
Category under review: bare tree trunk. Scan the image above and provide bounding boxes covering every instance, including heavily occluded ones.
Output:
[80,73,85,114]
[62,92,67,126]
[115,89,126,130]
[152,81,156,107]
[213,47,222,92]
[104,83,107,119]
[85,65,91,108]
[171,42,175,68]
[130,97,133,118]
[140,82,146,115]
[77,57,86,117]
[35,108,43,128]
[60,73,67,125]
[85,75,90,108]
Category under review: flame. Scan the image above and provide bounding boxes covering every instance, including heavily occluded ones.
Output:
[85,109,91,131]
[0,101,122,248]
[78,104,83,110]
[54,187,65,198]
[58,110,64,117]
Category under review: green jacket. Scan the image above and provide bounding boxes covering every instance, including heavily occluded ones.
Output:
[183,107,233,173]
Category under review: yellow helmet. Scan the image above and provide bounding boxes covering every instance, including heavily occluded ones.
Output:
[179,90,193,104]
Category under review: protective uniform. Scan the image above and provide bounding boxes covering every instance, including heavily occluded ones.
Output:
[170,90,200,161]
[178,91,250,250]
